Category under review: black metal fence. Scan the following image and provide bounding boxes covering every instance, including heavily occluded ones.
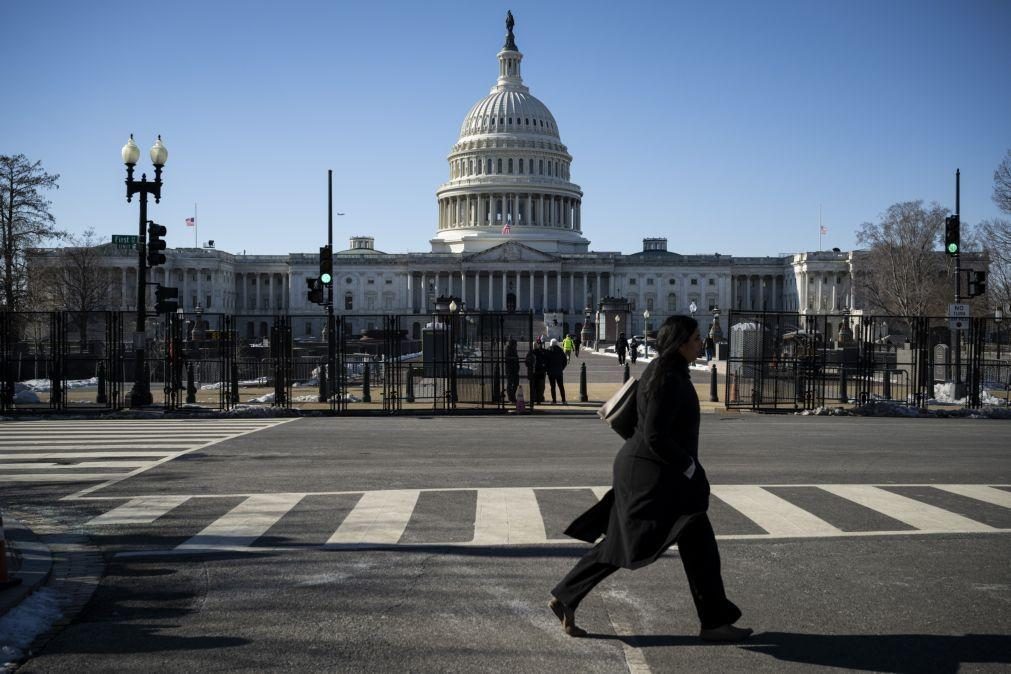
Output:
[724,311,1010,412]
[1,310,534,415]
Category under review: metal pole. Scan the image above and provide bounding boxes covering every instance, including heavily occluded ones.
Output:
[130,187,150,406]
[327,170,336,406]
[954,169,963,398]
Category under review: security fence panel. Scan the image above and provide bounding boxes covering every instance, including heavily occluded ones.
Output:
[231,313,284,408]
[61,311,123,411]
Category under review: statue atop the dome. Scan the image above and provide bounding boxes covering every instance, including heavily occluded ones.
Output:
[504,10,518,51]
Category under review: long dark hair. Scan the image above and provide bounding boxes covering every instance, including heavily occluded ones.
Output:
[646,315,698,397]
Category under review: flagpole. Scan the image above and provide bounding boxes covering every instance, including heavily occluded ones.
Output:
[194,203,198,248]
[819,204,822,251]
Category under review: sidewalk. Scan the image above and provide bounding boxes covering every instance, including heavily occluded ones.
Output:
[1,516,52,619]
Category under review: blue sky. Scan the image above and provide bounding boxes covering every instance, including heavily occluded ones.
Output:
[3,0,1009,256]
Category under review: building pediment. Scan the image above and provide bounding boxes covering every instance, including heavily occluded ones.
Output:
[463,241,559,263]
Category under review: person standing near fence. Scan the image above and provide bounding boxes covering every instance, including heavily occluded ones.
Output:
[504,338,520,403]
[548,315,751,642]
[546,338,568,404]
[525,338,548,404]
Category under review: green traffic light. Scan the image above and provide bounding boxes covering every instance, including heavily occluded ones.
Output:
[947,243,958,254]
[320,272,332,284]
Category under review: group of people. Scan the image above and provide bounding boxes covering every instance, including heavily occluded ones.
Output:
[614,333,642,365]
[503,333,582,405]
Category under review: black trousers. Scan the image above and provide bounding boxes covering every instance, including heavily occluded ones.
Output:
[548,373,566,402]
[550,514,741,630]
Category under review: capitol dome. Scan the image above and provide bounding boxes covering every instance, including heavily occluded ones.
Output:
[432,14,588,254]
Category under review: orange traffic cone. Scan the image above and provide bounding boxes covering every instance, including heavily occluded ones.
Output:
[1,512,23,589]
[516,386,526,414]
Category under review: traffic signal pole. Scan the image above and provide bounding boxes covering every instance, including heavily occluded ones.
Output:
[327,170,336,406]
[954,169,963,398]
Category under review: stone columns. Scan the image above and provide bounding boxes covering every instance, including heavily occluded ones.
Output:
[816,274,824,312]
[528,270,535,310]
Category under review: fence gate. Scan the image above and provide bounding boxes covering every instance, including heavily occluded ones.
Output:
[270,315,293,409]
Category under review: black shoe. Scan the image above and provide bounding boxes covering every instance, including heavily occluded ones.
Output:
[699,624,753,643]
[549,597,587,637]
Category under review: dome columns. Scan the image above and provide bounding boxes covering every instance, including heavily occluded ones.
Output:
[438,191,581,232]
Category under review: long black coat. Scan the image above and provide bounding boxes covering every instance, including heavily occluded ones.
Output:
[565,356,710,569]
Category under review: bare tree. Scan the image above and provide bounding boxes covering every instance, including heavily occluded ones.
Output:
[0,154,65,310]
[37,228,116,350]
[994,149,1011,215]
[977,217,1011,311]
[855,200,955,317]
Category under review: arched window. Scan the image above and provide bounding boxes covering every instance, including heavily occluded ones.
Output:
[487,158,492,173]
[518,158,523,173]
[508,158,513,174]
[497,158,502,174]
[667,294,677,312]
[539,159,544,175]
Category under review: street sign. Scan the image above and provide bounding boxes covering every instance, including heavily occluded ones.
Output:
[112,234,139,245]
[948,303,970,331]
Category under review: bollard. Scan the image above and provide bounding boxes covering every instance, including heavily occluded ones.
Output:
[710,364,719,403]
[882,368,891,400]
[492,363,501,403]
[623,363,630,383]
[838,367,848,403]
[730,372,739,403]
[96,362,107,404]
[362,360,372,403]
[579,362,588,402]
[516,384,526,414]
[186,363,196,404]
[405,366,415,403]
[318,361,328,403]
[230,363,239,404]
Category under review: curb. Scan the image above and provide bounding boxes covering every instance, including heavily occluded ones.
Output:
[0,517,53,619]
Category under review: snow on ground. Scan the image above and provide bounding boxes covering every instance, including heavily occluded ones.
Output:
[0,587,62,669]
[18,378,98,392]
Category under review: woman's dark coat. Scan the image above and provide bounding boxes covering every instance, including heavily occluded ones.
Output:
[546,345,567,377]
[564,355,710,569]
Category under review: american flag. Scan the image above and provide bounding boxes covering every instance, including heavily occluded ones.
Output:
[185,217,195,227]
[819,225,828,235]
[501,222,511,235]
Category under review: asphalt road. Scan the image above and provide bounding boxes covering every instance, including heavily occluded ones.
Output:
[3,415,1009,672]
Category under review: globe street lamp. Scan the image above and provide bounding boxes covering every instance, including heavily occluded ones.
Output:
[643,309,651,357]
[122,134,168,407]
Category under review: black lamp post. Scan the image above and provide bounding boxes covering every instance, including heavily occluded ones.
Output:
[122,134,168,407]
[643,309,651,356]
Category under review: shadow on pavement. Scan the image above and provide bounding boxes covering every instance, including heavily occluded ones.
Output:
[586,631,1010,673]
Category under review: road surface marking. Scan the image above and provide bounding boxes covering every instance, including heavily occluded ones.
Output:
[471,488,547,544]
[820,485,995,532]
[934,484,1011,509]
[326,490,421,545]
[176,493,305,551]
[711,485,842,536]
[88,495,191,525]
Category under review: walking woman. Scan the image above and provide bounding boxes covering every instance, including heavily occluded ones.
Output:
[549,315,752,642]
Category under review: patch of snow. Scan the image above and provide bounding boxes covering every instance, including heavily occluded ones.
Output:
[13,389,41,404]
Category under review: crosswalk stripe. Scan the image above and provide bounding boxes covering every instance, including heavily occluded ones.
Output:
[326,490,421,545]
[820,485,995,532]
[471,488,547,544]
[4,474,130,482]
[711,485,842,537]
[88,495,191,525]
[0,434,248,441]
[0,446,194,452]
[591,486,610,500]
[0,461,148,469]
[0,452,185,459]
[934,485,1011,509]
[176,493,305,551]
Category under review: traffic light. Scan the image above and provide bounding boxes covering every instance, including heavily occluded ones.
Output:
[944,215,960,256]
[306,276,324,305]
[154,284,179,314]
[319,245,333,286]
[968,270,987,297]
[147,220,168,266]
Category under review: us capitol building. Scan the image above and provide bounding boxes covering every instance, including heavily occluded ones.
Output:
[38,14,859,343]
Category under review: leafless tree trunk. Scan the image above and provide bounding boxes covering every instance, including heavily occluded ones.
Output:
[978,218,1011,312]
[994,150,1011,215]
[0,155,64,310]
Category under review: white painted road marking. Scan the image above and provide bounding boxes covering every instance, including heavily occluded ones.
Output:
[820,485,995,532]
[471,488,547,544]
[711,485,842,537]
[934,484,1011,509]
[88,495,191,525]
[326,490,421,546]
[177,493,306,551]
